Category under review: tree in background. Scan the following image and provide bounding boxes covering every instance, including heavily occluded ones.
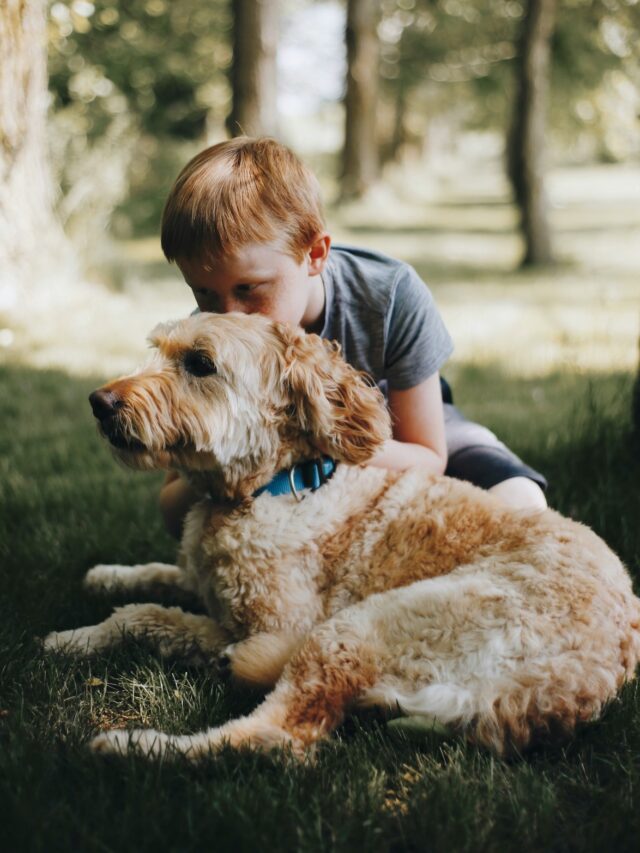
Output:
[226,0,279,137]
[634,364,640,436]
[0,0,71,309]
[507,0,557,266]
[342,0,381,199]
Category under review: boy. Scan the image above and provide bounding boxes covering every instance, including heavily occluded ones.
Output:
[159,137,547,538]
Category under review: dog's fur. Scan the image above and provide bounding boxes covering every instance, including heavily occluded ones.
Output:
[45,312,640,760]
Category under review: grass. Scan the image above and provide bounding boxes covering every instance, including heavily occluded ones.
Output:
[2,360,640,853]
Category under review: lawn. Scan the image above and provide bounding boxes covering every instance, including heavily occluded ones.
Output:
[2,361,640,852]
[2,160,640,851]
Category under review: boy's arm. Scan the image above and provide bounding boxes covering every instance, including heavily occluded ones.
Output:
[159,471,202,540]
[367,372,448,474]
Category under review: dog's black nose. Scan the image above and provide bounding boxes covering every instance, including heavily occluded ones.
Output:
[89,389,123,421]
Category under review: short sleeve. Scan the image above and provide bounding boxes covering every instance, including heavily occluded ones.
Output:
[384,265,454,391]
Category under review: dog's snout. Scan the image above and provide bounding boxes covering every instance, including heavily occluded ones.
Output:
[89,389,123,421]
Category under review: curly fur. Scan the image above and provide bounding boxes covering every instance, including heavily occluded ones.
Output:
[45,312,640,760]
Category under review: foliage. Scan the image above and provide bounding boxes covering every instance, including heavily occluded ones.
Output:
[48,0,231,236]
[48,0,231,140]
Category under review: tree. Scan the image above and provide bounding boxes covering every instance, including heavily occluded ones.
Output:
[633,368,640,435]
[226,0,279,138]
[507,0,558,266]
[341,0,381,200]
[0,0,71,308]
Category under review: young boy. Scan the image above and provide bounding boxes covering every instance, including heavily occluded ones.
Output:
[159,137,547,538]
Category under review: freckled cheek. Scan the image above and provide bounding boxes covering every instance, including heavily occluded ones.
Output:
[270,289,305,324]
[251,294,278,318]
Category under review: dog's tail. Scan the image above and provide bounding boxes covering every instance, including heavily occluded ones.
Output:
[230,632,304,690]
[370,646,637,757]
[467,658,621,756]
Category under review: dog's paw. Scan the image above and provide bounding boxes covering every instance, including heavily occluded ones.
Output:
[43,627,99,655]
[216,643,236,678]
[90,728,170,759]
[84,564,133,593]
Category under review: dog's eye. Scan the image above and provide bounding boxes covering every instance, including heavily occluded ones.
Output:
[184,351,218,377]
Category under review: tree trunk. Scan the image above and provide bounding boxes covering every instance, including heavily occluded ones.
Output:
[381,78,408,166]
[341,0,380,200]
[507,0,557,267]
[633,329,640,435]
[0,0,71,311]
[226,0,279,138]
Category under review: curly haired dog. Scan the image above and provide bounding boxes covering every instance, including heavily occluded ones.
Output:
[45,312,640,760]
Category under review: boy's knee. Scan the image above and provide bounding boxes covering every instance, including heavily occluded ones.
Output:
[488,476,547,513]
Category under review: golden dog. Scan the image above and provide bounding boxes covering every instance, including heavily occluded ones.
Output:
[45,312,640,759]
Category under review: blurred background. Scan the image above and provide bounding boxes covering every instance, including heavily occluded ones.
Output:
[0,0,639,385]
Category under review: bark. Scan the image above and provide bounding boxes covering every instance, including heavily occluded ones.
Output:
[380,78,408,166]
[341,0,380,200]
[226,0,279,138]
[0,0,71,309]
[508,0,557,266]
[634,331,640,435]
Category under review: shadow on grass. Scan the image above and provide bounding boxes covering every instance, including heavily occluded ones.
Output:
[1,361,639,853]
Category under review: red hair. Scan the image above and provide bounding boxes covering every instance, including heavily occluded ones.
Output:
[161,137,325,265]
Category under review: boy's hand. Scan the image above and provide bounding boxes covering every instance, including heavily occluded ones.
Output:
[368,438,447,475]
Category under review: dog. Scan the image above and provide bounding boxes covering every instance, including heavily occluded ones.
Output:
[45,312,640,760]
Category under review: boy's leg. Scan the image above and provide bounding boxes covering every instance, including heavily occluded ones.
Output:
[488,476,547,512]
[443,404,547,512]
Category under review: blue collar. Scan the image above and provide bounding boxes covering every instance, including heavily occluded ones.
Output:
[253,456,337,501]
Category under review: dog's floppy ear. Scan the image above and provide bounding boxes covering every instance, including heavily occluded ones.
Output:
[275,324,392,464]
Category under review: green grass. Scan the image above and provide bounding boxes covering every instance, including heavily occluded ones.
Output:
[2,362,640,853]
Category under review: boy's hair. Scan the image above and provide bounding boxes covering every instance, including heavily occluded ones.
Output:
[161,137,325,265]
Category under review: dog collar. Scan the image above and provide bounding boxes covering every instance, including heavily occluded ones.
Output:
[253,456,337,502]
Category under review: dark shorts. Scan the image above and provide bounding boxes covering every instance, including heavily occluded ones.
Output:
[443,403,548,492]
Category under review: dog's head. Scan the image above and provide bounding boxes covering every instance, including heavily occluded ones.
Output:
[89,313,391,497]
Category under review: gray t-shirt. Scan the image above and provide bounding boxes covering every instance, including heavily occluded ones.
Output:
[320,245,453,391]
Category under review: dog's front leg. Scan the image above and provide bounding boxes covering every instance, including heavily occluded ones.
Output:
[84,562,195,598]
[90,623,379,760]
[44,603,231,666]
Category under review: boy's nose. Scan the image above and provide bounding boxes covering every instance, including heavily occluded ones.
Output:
[220,297,245,314]
[89,389,123,421]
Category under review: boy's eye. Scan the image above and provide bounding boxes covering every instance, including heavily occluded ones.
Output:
[184,350,218,377]
[236,282,270,298]
[235,284,257,296]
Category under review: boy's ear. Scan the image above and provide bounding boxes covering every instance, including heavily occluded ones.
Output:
[275,324,391,464]
[306,233,331,275]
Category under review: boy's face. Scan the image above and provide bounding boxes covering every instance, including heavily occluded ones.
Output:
[177,239,329,332]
